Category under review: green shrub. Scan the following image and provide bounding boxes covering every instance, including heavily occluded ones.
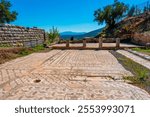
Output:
[18,48,32,56]
[32,45,45,52]
[48,27,60,43]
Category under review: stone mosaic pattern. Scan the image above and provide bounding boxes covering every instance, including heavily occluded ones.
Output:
[0,50,150,100]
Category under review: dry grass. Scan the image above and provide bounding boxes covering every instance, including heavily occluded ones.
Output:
[0,48,24,64]
[110,50,150,94]
[0,45,51,64]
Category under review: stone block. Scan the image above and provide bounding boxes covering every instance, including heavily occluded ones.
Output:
[99,37,103,49]
[116,38,120,48]
[83,39,86,47]
[66,40,70,47]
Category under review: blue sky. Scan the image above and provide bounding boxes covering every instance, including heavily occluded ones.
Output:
[9,0,146,32]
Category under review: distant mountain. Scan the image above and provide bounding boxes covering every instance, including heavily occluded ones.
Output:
[60,28,104,39]
[60,31,86,36]
[81,28,103,38]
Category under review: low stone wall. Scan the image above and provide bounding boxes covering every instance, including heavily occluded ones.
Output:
[0,24,45,47]
[132,32,150,46]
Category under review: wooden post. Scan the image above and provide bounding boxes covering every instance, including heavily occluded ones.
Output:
[99,37,103,49]
[116,38,120,49]
[83,39,86,48]
[66,40,70,48]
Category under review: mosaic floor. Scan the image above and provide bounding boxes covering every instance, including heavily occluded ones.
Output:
[0,50,150,100]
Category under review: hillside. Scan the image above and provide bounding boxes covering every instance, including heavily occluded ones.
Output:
[60,31,86,36]
[117,12,150,33]
[98,12,150,39]
[60,28,103,39]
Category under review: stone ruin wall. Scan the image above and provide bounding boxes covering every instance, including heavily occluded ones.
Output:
[0,25,45,47]
[132,32,150,46]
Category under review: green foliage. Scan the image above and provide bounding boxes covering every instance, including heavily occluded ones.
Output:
[94,0,128,28]
[121,25,131,33]
[128,5,135,17]
[48,26,60,43]
[18,45,45,56]
[138,70,148,82]
[32,45,45,52]
[18,48,32,56]
[114,29,121,36]
[0,0,18,24]
[111,50,150,93]
[0,43,11,47]
[132,48,150,55]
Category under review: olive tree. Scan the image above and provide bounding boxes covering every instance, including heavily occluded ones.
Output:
[94,0,128,28]
[0,0,18,24]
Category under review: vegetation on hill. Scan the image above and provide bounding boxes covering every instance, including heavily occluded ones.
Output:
[0,0,18,24]
[100,12,150,38]
[118,13,149,32]
[60,28,103,40]
[94,0,150,39]
[127,5,136,17]
[94,0,128,29]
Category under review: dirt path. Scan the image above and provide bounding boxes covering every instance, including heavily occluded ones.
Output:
[0,50,150,100]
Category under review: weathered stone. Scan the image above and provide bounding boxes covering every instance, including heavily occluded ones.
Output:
[83,39,86,47]
[132,32,150,46]
[0,25,45,47]
[0,50,150,100]
[146,43,150,49]
[66,40,70,47]
[99,37,103,49]
[116,38,120,48]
